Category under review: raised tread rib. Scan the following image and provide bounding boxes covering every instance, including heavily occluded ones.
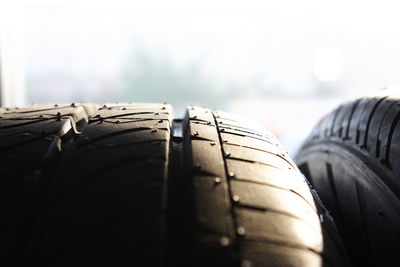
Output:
[0,104,96,267]
[28,103,173,267]
[168,106,351,267]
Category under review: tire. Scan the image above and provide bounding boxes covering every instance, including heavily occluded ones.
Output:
[0,103,350,267]
[295,93,400,267]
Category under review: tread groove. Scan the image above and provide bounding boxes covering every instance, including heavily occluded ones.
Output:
[212,111,239,263]
[76,127,159,149]
[382,108,400,168]
[326,163,343,226]
[225,142,289,161]
[61,156,166,196]
[330,106,343,137]
[227,156,290,170]
[234,204,317,227]
[88,139,167,149]
[220,126,265,138]
[375,101,396,158]
[219,129,272,143]
[362,97,387,150]
[0,133,56,150]
[238,236,321,255]
[232,177,316,210]
[89,112,166,121]
[2,106,72,114]
[0,118,50,129]
[345,99,361,140]
[355,182,378,266]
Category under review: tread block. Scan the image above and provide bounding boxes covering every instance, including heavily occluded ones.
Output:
[225,159,315,205]
[187,106,215,124]
[221,132,281,153]
[191,140,226,177]
[239,241,322,267]
[216,119,269,137]
[234,208,323,252]
[189,123,219,141]
[219,126,269,141]
[193,175,235,243]
[230,180,319,227]
[223,143,293,170]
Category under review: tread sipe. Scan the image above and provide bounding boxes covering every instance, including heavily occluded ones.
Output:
[0,103,350,267]
[296,92,400,267]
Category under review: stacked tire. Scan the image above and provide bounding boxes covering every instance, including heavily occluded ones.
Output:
[296,92,400,267]
[0,103,350,267]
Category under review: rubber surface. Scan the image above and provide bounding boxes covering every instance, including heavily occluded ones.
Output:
[296,93,400,267]
[0,103,350,267]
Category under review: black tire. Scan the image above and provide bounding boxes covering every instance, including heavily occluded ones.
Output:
[296,93,400,267]
[0,103,350,267]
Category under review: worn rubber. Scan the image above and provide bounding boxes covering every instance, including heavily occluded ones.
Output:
[296,92,400,267]
[0,103,350,267]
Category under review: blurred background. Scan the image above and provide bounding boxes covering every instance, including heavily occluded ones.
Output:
[1,0,400,154]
